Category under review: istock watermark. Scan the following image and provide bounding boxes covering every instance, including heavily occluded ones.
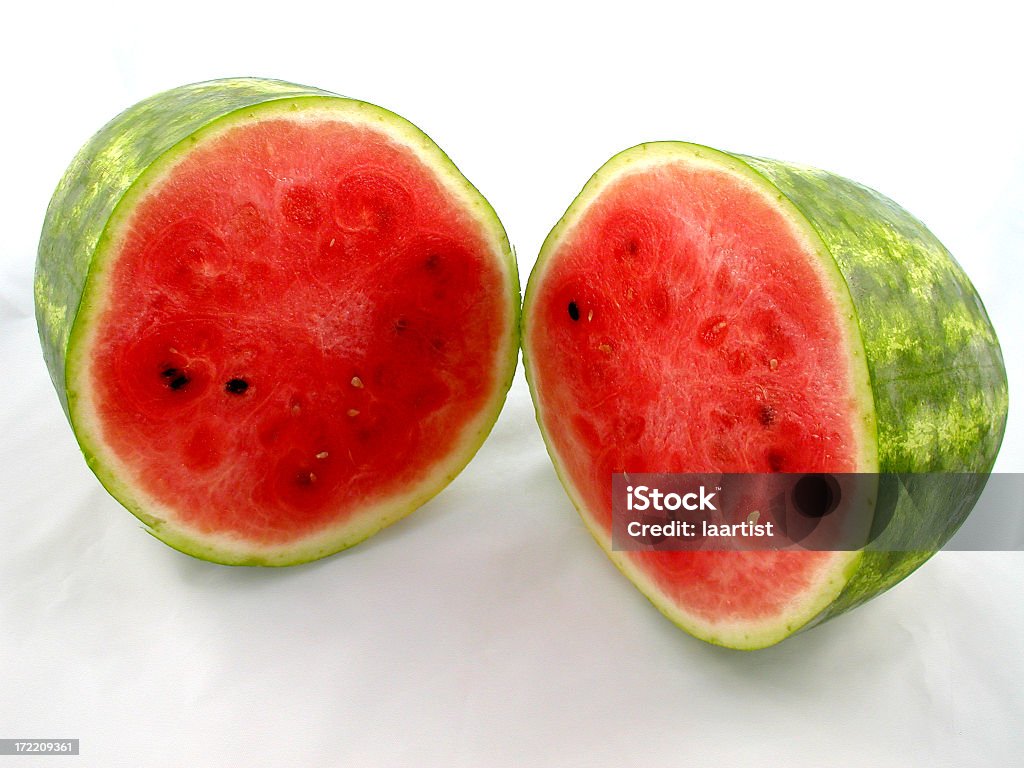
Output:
[625,483,719,512]
[624,483,778,539]
[611,473,1024,552]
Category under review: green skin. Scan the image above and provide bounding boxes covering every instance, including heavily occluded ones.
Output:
[733,154,1008,621]
[524,143,1008,644]
[36,78,519,565]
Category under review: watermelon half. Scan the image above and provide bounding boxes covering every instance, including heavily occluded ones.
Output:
[522,142,1007,649]
[35,78,519,565]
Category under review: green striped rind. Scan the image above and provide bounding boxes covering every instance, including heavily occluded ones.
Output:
[733,155,1008,621]
[36,79,331,417]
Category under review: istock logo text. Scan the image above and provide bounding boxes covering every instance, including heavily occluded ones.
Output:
[625,485,717,512]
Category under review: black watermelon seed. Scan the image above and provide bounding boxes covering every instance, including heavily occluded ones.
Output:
[168,375,190,391]
[225,378,249,395]
[161,367,179,379]
[568,301,580,321]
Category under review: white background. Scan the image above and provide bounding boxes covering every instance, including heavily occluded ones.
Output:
[1,1,1022,765]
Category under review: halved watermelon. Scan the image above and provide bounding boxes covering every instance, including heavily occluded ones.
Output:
[35,78,519,565]
[523,142,1007,649]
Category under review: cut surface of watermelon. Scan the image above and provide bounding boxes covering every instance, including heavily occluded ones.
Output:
[37,81,519,565]
[523,142,1006,648]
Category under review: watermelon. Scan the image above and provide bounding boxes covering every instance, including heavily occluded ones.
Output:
[522,142,1007,649]
[35,78,519,565]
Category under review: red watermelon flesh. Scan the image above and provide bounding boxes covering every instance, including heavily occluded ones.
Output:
[524,148,875,645]
[61,101,518,564]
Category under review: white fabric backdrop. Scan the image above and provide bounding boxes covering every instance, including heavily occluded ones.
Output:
[2,2,1021,765]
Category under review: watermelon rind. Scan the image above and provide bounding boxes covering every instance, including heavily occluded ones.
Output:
[522,142,1007,649]
[36,78,520,566]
